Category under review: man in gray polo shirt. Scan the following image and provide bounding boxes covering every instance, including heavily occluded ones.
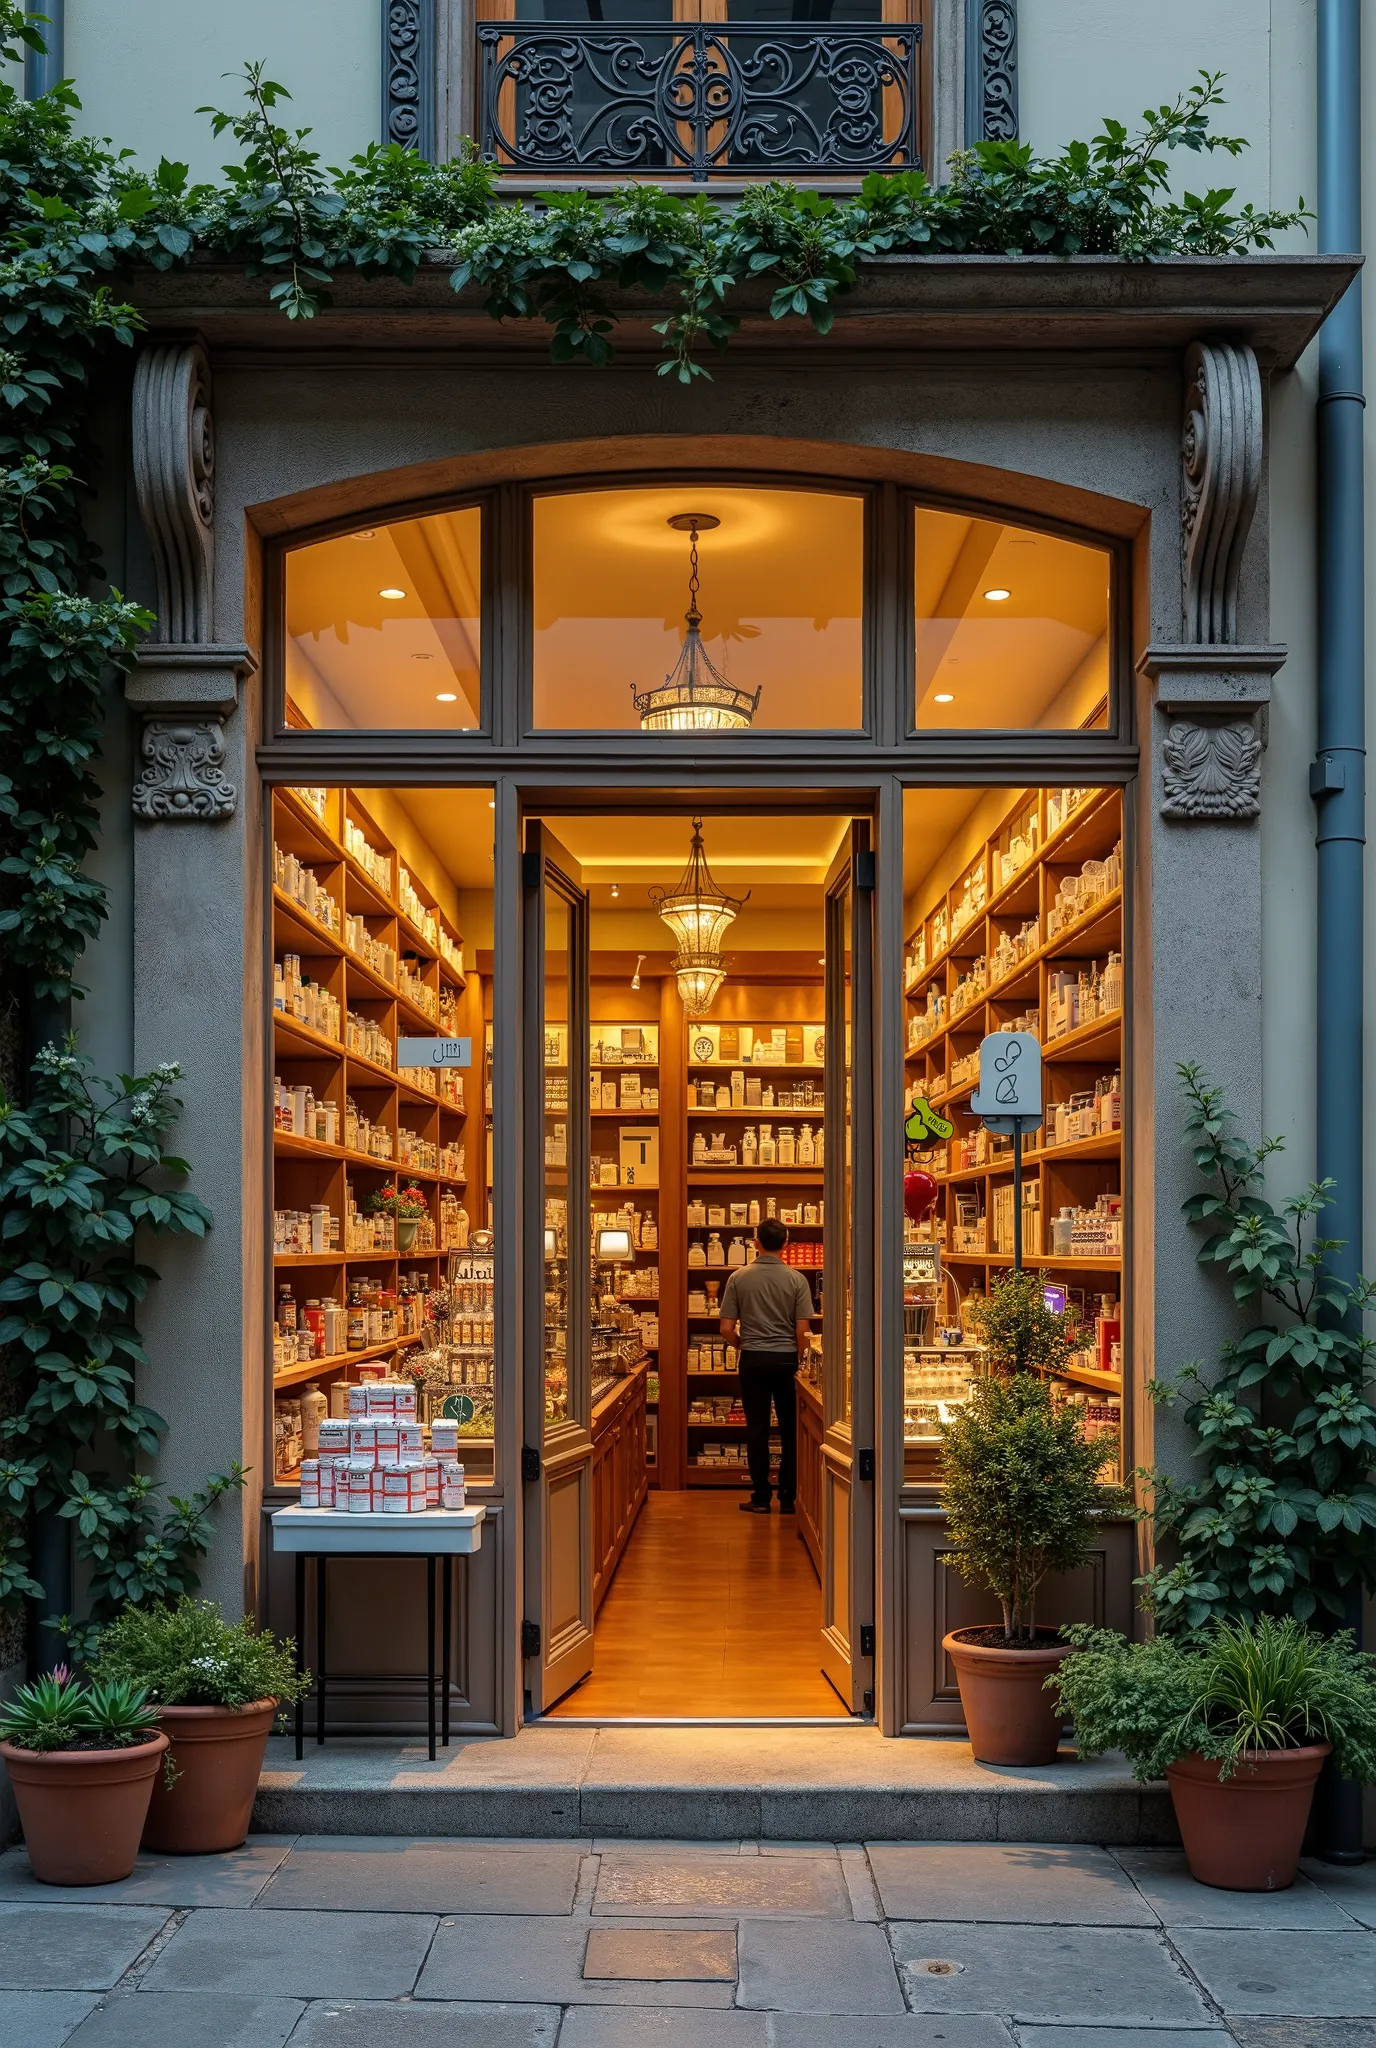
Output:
[719,1217,814,1514]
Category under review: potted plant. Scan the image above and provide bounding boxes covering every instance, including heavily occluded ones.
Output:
[92,1598,308,1854]
[0,1669,167,1884]
[1051,1616,1376,1889]
[366,1182,428,1251]
[939,1337,1126,1765]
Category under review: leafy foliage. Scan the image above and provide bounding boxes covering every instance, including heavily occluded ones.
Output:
[966,1268,1073,1377]
[93,1596,309,1709]
[0,1661,161,1751]
[1050,1617,1376,1784]
[938,1372,1127,1642]
[1136,1068,1376,1631]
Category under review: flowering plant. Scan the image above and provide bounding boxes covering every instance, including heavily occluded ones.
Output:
[365,1183,428,1219]
[92,1597,308,1710]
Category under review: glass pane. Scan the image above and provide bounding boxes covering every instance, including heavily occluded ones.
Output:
[840,877,853,1424]
[543,886,572,1431]
[532,485,864,730]
[284,508,482,730]
[727,0,883,19]
[913,510,1111,730]
[516,0,672,16]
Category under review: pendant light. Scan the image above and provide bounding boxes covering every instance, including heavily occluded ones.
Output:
[650,818,748,1017]
[632,515,762,732]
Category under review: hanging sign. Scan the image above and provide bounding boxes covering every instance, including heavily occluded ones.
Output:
[905,1098,954,1146]
[970,1031,1042,1126]
[397,1037,472,1069]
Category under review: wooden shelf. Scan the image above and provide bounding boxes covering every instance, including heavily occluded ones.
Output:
[687,1105,824,1117]
[272,1336,422,1388]
[686,1468,752,1486]
[943,1249,1122,1271]
[686,1168,823,1184]
[1059,1361,1123,1393]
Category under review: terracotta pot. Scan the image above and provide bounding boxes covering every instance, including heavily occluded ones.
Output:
[943,1629,1072,1766]
[1,1733,169,1885]
[142,1699,278,1854]
[1166,1743,1330,1891]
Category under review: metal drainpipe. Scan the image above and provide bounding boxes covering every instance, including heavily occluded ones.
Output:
[1312,0,1367,1864]
[23,2,63,98]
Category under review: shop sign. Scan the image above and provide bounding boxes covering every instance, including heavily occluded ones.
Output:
[905,1097,954,1145]
[397,1037,472,1068]
[971,1031,1042,1126]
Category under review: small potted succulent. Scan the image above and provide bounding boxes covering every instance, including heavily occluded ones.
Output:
[366,1181,428,1251]
[1051,1616,1376,1890]
[92,1598,308,1854]
[0,1668,167,1884]
[938,1345,1126,1765]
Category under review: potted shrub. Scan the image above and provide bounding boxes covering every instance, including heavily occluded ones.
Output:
[366,1182,428,1252]
[939,1343,1126,1765]
[0,1669,167,1884]
[1051,1616,1376,1889]
[93,1598,308,1854]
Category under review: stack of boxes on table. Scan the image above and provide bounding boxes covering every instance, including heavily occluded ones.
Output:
[299,1379,467,1513]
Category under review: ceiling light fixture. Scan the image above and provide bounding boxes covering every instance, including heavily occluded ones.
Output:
[934,692,955,703]
[983,587,1011,602]
[630,952,645,991]
[610,883,619,898]
[379,586,407,600]
[650,817,747,1016]
[436,692,458,703]
[632,515,762,732]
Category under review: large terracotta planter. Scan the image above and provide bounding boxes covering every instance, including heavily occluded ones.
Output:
[1166,1742,1330,1891]
[2,1733,169,1885]
[943,1629,1072,1766]
[142,1699,277,1854]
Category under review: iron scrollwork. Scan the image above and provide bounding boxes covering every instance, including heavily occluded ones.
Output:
[965,0,1017,145]
[384,0,435,159]
[478,23,923,178]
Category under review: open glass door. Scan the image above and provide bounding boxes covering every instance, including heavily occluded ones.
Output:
[820,820,875,1712]
[522,821,594,1711]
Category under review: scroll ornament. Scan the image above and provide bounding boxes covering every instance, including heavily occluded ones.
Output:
[131,721,237,822]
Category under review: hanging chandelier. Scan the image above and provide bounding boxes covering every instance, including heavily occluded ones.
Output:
[650,818,748,1017]
[632,514,762,733]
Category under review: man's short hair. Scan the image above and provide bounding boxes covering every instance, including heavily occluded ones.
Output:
[756,1217,788,1253]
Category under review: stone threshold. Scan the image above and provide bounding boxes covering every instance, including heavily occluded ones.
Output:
[255,1725,1178,1844]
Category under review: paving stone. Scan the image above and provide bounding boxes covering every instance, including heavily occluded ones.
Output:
[889,1922,1210,2026]
[556,2012,770,2047]
[867,1844,1155,1925]
[0,1991,100,2048]
[584,1929,737,1981]
[287,2000,563,2046]
[765,2021,1015,2048]
[0,1907,171,1991]
[1225,2024,1376,2047]
[737,1919,905,2014]
[256,1837,580,1914]
[415,1914,737,2007]
[1300,1859,1376,1932]
[63,1993,305,2047]
[137,1907,434,1999]
[1113,1851,1360,1930]
[594,1851,850,1918]
[1018,2033,1230,2047]
[1168,1929,1376,2018]
[0,1844,293,1909]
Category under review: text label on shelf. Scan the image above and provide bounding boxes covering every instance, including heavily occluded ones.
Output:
[398,1037,472,1069]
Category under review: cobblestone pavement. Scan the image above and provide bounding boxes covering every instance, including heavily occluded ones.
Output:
[0,1836,1373,2046]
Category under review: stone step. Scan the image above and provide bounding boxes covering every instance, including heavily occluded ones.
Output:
[254,1726,1178,1844]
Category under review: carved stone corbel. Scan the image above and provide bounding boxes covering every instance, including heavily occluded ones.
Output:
[1139,645,1286,821]
[1181,339,1262,645]
[126,645,257,823]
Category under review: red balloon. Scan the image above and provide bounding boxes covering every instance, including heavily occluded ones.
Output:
[904,1169,938,1222]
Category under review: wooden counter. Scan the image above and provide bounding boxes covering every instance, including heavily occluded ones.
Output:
[796,1375,823,1575]
[591,1360,650,1612]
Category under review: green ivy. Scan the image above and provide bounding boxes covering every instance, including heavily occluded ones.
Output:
[1136,1067,1376,1630]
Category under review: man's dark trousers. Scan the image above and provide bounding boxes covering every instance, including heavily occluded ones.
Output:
[738,1349,798,1506]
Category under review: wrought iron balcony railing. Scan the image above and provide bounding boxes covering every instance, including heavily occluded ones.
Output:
[476,22,923,180]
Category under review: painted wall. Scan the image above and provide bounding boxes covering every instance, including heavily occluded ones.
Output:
[64,0,379,181]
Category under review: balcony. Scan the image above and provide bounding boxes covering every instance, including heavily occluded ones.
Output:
[475,19,924,181]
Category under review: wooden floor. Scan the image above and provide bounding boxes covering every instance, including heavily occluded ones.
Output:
[547,1489,851,1719]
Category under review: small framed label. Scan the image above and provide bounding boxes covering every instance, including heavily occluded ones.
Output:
[397,1037,472,1069]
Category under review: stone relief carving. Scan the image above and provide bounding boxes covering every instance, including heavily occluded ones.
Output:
[1181,338,1262,645]
[131,721,237,822]
[132,342,215,644]
[384,0,434,157]
[1161,716,1263,820]
[965,0,1018,144]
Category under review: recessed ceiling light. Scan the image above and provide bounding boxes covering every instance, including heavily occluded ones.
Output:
[435,692,458,703]
[934,693,955,703]
[488,800,495,810]
[610,884,620,898]
[983,587,1011,602]
[412,652,433,661]
[379,586,406,600]
[353,529,376,540]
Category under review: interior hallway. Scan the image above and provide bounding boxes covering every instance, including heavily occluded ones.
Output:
[547,1489,850,1719]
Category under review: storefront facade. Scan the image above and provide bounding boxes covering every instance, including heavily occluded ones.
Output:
[101,248,1350,1737]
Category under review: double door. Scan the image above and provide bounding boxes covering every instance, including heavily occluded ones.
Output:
[520,816,876,1717]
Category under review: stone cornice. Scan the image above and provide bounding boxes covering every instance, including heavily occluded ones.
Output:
[121,253,1359,370]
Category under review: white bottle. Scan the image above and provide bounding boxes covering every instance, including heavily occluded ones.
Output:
[778,1128,796,1167]
[748,1197,761,1227]
[797,1125,815,1167]
[742,1127,758,1168]
[707,1232,725,1266]
[814,1128,825,1169]
[759,1125,777,1167]
[300,1382,328,1458]
[727,1236,747,1268]
[692,1130,708,1164]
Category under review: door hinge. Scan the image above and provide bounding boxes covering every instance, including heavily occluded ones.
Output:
[855,849,876,890]
[859,1623,875,1659]
[521,1444,542,1483]
[862,1689,875,1716]
[521,1619,541,1660]
[858,1447,875,1483]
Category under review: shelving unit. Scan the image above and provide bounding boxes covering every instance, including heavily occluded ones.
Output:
[270,784,479,1482]
[589,1019,662,1461]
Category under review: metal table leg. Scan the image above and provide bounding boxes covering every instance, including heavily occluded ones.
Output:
[442,1553,453,1748]
[294,1552,305,1761]
[316,1554,327,1747]
[426,1553,437,1762]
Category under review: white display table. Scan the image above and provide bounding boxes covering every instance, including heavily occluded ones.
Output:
[270,1504,487,1759]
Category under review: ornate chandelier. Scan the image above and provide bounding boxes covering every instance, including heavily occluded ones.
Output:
[632,514,762,733]
[650,818,748,1017]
